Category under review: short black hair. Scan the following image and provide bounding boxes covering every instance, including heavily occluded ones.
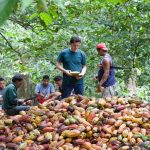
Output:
[12,74,23,82]
[70,36,81,44]
[0,78,4,81]
[54,76,62,81]
[43,75,49,80]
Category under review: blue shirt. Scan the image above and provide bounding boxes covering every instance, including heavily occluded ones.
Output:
[0,89,5,96]
[35,83,55,97]
[0,89,5,105]
[57,48,86,85]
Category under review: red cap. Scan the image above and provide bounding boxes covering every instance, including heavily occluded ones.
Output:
[96,43,108,51]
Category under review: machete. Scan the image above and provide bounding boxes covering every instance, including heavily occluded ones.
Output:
[23,96,36,102]
[110,66,132,70]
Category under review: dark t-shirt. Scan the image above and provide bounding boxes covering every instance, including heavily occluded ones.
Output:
[3,84,18,109]
[57,48,86,85]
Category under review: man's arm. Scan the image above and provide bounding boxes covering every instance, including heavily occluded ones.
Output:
[76,51,87,80]
[56,62,66,74]
[8,88,18,105]
[44,84,61,101]
[45,92,61,101]
[56,62,72,76]
[44,84,55,99]
[98,59,110,91]
[56,51,72,76]
[80,65,87,76]
[76,65,87,80]
[34,91,39,97]
[34,84,43,97]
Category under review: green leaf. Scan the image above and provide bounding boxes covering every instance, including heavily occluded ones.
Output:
[0,0,18,26]
[143,0,150,3]
[49,9,58,19]
[40,12,53,25]
[29,13,38,20]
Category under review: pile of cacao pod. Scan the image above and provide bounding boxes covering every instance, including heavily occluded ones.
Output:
[0,95,150,150]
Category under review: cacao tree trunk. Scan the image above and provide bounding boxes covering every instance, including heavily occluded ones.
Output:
[17,74,32,98]
[127,68,137,96]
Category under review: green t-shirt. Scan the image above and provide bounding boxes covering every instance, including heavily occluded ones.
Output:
[57,48,86,85]
[3,83,18,109]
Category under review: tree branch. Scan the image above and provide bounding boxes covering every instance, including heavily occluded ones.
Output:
[9,16,33,30]
[0,32,13,49]
[0,32,22,57]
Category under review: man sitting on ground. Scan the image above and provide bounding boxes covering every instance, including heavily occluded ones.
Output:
[34,75,61,104]
[54,75,75,100]
[2,74,30,116]
[54,75,63,93]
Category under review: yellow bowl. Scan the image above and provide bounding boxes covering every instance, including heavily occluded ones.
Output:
[70,71,80,76]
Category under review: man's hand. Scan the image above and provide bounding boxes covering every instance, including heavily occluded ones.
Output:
[98,64,102,68]
[43,97,47,100]
[94,74,98,81]
[76,65,86,80]
[0,95,3,102]
[43,95,49,100]
[43,100,50,107]
[18,99,25,105]
[97,84,104,93]
[64,70,72,76]
[39,93,45,98]
[25,100,32,106]
[76,72,84,80]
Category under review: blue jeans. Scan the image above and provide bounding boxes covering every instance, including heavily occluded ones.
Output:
[5,105,30,116]
[62,83,84,99]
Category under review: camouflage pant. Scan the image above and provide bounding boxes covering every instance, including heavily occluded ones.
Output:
[102,84,116,98]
